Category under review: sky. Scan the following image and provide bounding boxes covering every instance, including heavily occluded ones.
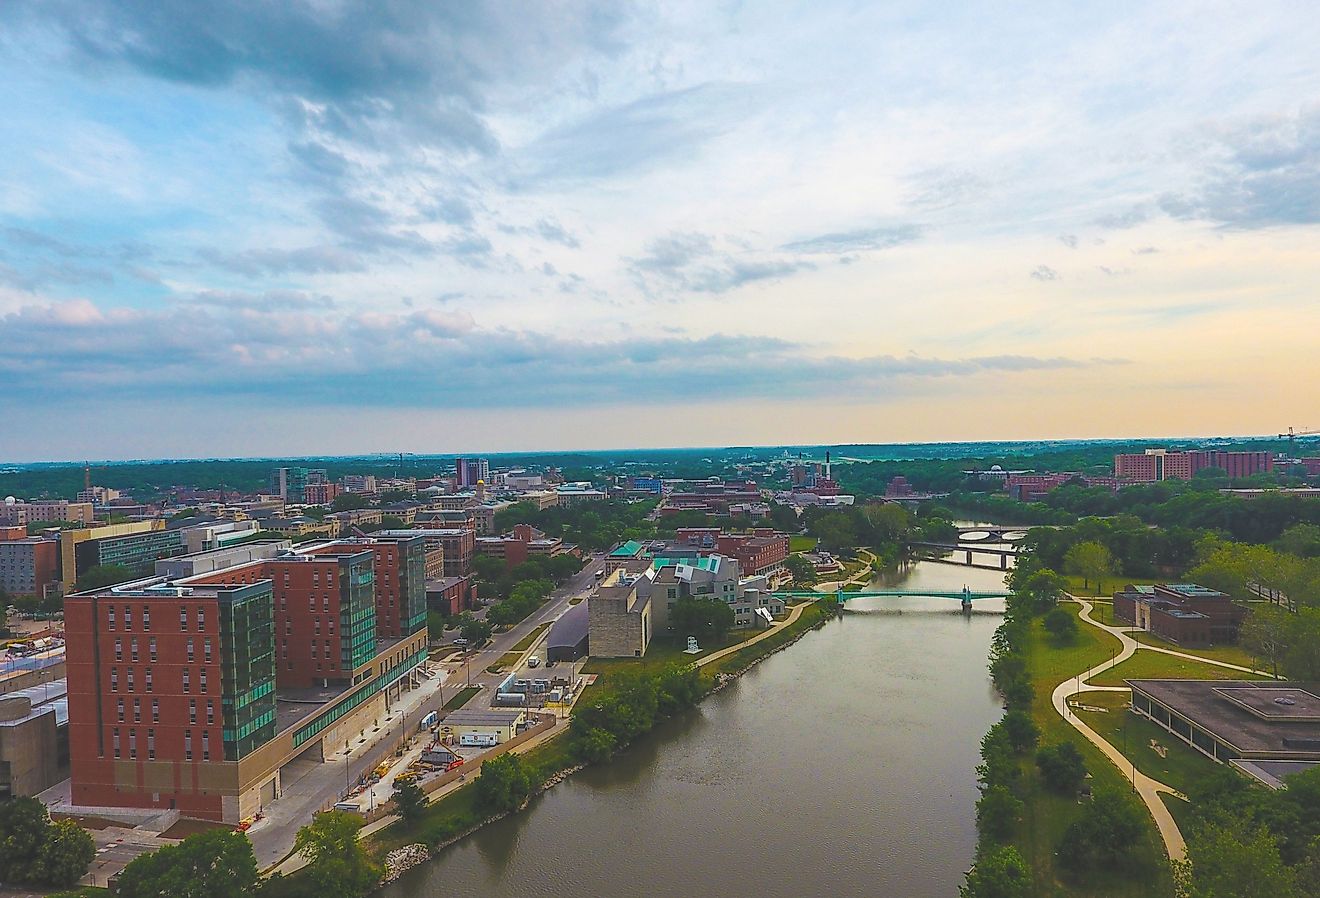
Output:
[1,1,1319,462]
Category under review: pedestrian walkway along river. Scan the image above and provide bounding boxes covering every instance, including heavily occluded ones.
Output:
[381,561,1010,898]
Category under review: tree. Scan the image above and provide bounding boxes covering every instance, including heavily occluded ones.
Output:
[1001,710,1039,754]
[0,796,56,883]
[1035,741,1086,794]
[473,754,532,815]
[292,812,379,898]
[330,493,370,512]
[1056,787,1146,875]
[1042,607,1079,644]
[76,564,136,591]
[571,725,618,764]
[668,596,735,644]
[784,554,817,586]
[391,780,427,822]
[33,820,94,888]
[1240,605,1290,679]
[960,845,1030,898]
[1063,541,1116,595]
[975,785,1023,843]
[1018,568,1067,614]
[1181,819,1299,898]
[116,829,258,898]
[1284,609,1320,681]
[458,615,492,646]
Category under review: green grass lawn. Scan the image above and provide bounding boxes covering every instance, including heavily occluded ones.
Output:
[1074,692,1219,797]
[1013,606,1174,897]
[1064,574,1163,598]
[789,535,818,552]
[511,623,551,652]
[1088,650,1268,688]
[442,686,481,711]
[1084,601,1262,669]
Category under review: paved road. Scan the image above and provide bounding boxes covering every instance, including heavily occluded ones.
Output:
[249,555,602,870]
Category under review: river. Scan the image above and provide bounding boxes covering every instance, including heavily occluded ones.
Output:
[382,559,1008,898]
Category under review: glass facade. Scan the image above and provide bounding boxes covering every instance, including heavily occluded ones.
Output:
[291,646,425,748]
[217,581,278,759]
[340,554,377,670]
[401,539,428,636]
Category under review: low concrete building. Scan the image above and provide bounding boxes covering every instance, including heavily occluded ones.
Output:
[441,708,525,745]
[0,679,69,797]
[155,540,293,579]
[1129,679,1320,787]
[588,566,654,658]
[546,600,590,663]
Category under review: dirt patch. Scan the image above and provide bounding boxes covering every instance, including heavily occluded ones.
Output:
[51,813,119,830]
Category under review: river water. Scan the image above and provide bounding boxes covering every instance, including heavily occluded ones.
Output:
[382,559,1008,898]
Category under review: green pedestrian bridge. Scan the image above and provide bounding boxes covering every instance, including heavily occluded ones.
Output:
[772,587,1011,609]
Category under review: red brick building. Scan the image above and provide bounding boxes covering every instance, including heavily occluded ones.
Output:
[298,536,428,641]
[65,578,278,820]
[411,525,475,577]
[187,550,376,690]
[1115,450,1274,483]
[1113,583,1247,646]
[674,527,789,577]
[475,523,566,569]
[303,482,341,505]
[425,575,477,615]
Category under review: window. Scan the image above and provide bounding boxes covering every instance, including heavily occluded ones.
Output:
[147,729,155,760]
[184,730,192,761]
[199,669,207,692]
[309,595,316,612]
[133,698,140,723]
[124,606,133,629]
[126,668,135,692]
[108,606,116,630]
[203,639,212,663]
[202,731,210,762]
[314,619,321,635]
[114,639,123,662]
[206,701,214,725]
[189,699,196,725]
[112,727,121,759]
[180,608,188,631]
[182,669,190,693]
[110,669,121,693]
[197,608,205,631]
[187,639,194,663]
[145,669,153,693]
[285,620,292,636]
[130,638,139,662]
[142,606,150,630]
[149,638,157,662]
[129,730,137,760]
[117,699,124,722]
[152,700,159,723]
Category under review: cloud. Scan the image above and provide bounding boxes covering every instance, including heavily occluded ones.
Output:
[421,196,476,226]
[780,224,922,255]
[1029,265,1060,281]
[198,244,366,277]
[510,83,753,185]
[627,231,814,295]
[184,289,335,311]
[1132,246,1159,255]
[0,298,1119,409]
[535,218,581,248]
[1058,234,1079,249]
[905,169,988,210]
[1098,265,1129,277]
[1094,206,1150,229]
[1160,108,1320,228]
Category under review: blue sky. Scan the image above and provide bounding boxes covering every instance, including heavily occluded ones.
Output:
[1,2,1318,461]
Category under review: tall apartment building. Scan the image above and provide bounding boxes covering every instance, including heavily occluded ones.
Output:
[299,536,428,640]
[1115,449,1274,483]
[270,467,309,504]
[341,474,377,494]
[65,578,279,820]
[187,551,376,690]
[0,501,95,526]
[454,457,489,489]
[0,537,60,598]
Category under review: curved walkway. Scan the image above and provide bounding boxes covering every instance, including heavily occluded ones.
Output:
[1050,597,1187,861]
[693,601,809,669]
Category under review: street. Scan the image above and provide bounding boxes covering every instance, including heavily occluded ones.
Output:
[247,554,601,869]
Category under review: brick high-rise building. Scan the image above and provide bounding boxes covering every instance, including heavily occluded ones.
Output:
[186,551,376,690]
[1115,449,1274,483]
[298,536,428,640]
[65,578,278,820]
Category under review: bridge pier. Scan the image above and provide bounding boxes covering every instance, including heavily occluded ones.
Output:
[1000,553,1008,571]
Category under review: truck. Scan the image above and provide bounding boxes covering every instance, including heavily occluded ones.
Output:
[527,655,541,668]
[459,732,499,748]
[494,692,528,707]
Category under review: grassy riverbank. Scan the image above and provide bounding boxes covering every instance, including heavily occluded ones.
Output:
[1011,605,1175,898]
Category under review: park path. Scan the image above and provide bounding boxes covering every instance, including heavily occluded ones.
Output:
[691,601,809,669]
[1051,596,1187,861]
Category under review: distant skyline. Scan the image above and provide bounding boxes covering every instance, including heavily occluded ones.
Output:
[2,3,1319,460]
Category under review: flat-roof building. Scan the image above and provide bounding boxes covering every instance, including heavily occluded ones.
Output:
[1114,583,1246,646]
[1129,679,1320,788]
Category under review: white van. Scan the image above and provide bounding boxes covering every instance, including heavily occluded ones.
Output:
[527,656,541,668]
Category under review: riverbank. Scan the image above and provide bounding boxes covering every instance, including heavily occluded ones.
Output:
[363,601,837,884]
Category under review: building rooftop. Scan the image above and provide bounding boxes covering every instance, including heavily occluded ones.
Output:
[442,708,524,726]
[1130,679,1320,756]
[275,685,348,734]
[547,600,589,650]
[0,678,67,728]
[609,540,644,558]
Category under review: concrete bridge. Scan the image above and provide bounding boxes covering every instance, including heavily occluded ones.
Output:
[908,541,1019,571]
[774,587,1011,611]
[955,526,1029,542]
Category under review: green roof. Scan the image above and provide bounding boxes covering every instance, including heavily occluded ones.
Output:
[609,540,644,557]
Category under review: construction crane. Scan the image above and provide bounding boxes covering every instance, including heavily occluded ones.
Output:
[1278,427,1320,461]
